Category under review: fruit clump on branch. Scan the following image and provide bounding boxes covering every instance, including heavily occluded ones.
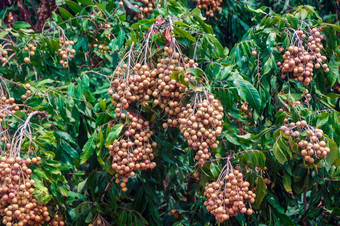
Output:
[196,0,223,17]
[109,112,157,192]
[280,119,330,163]
[278,27,329,86]
[108,17,225,185]
[58,38,76,69]
[0,155,51,225]
[204,161,255,222]
[178,93,223,166]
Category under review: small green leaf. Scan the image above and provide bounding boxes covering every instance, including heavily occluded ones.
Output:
[327,54,339,87]
[80,131,98,164]
[59,7,73,20]
[173,26,196,42]
[65,0,84,14]
[105,124,124,147]
[283,173,292,194]
[209,163,219,178]
[273,138,288,164]
[254,177,266,209]
[12,21,31,29]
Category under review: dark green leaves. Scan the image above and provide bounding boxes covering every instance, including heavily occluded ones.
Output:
[80,131,98,164]
[254,177,266,209]
[233,76,262,111]
[273,137,288,164]
[327,54,340,86]
[105,124,124,147]
[12,21,31,29]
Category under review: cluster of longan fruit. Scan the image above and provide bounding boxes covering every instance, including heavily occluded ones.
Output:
[204,169,255,222]
[21,83,32,101]
[23,44,37,64]
[111,63,157,110]
[109,112,157,192]
[196,0,223,17]
[0,44,9,64]
[280,120,330,163]
[0,97,19,122]
[278,28,329,86]
[240,102,253,118]
[88,43,110,52]
[121,0,155,20]
[50,213,65,226]
[36,0,56,23]
[177,96,223,166]
[155,47,193,124]
[110,44,223,166]
[58,39,76,68]
[0,155,50,225]
[170,209,182,219]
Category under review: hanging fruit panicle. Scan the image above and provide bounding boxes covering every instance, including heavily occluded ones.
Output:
[109,112,157,192]
[196,0,223,17]
[57,37,76,69]
[204,161,255,222]
[280,119,330,164]
[278,27,329,86]
[0,155,51,225]
[178,93,223,166]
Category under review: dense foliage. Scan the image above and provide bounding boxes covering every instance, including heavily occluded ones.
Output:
[0,0,339,225]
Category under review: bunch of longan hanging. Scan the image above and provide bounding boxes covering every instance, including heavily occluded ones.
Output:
[204,166,255,222]
[111,63,157,110]
[109,112,157,192]
[196,0,223,17]
[155,47,194,125]
[278,27,329,86]
[0,44,9,64]
[240,102,253,118]
[0,97,19,122]
[280,119,330,163]
[58,38,76,68]
[0,155,50,225]
[36,0,56,23]
[177,95,223,166]
[50,212,66,226]
[136,0,156,19]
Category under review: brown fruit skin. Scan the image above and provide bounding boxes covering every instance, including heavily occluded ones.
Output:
[251,50,257,56]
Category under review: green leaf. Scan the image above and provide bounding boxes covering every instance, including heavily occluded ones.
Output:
[56,131,76,144]
[105,124,124,147]
[327,54,339,87]
[286,14,299,29]
[325,137,339,166]
[209,163,219,178]
[96,129,105,165]
[193,14,213,34]
[205,34,225,58]
[173,26,196,42]
[65,0,84,14]
[233,76,262,111]
[245,5,267,14]
[123,0,141,13]
[254,177,266,209]
[80,131,98,164]
[12,21,31,29]
[273,138,288,164]
[59,7,73,20]
[283,173,292,194]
